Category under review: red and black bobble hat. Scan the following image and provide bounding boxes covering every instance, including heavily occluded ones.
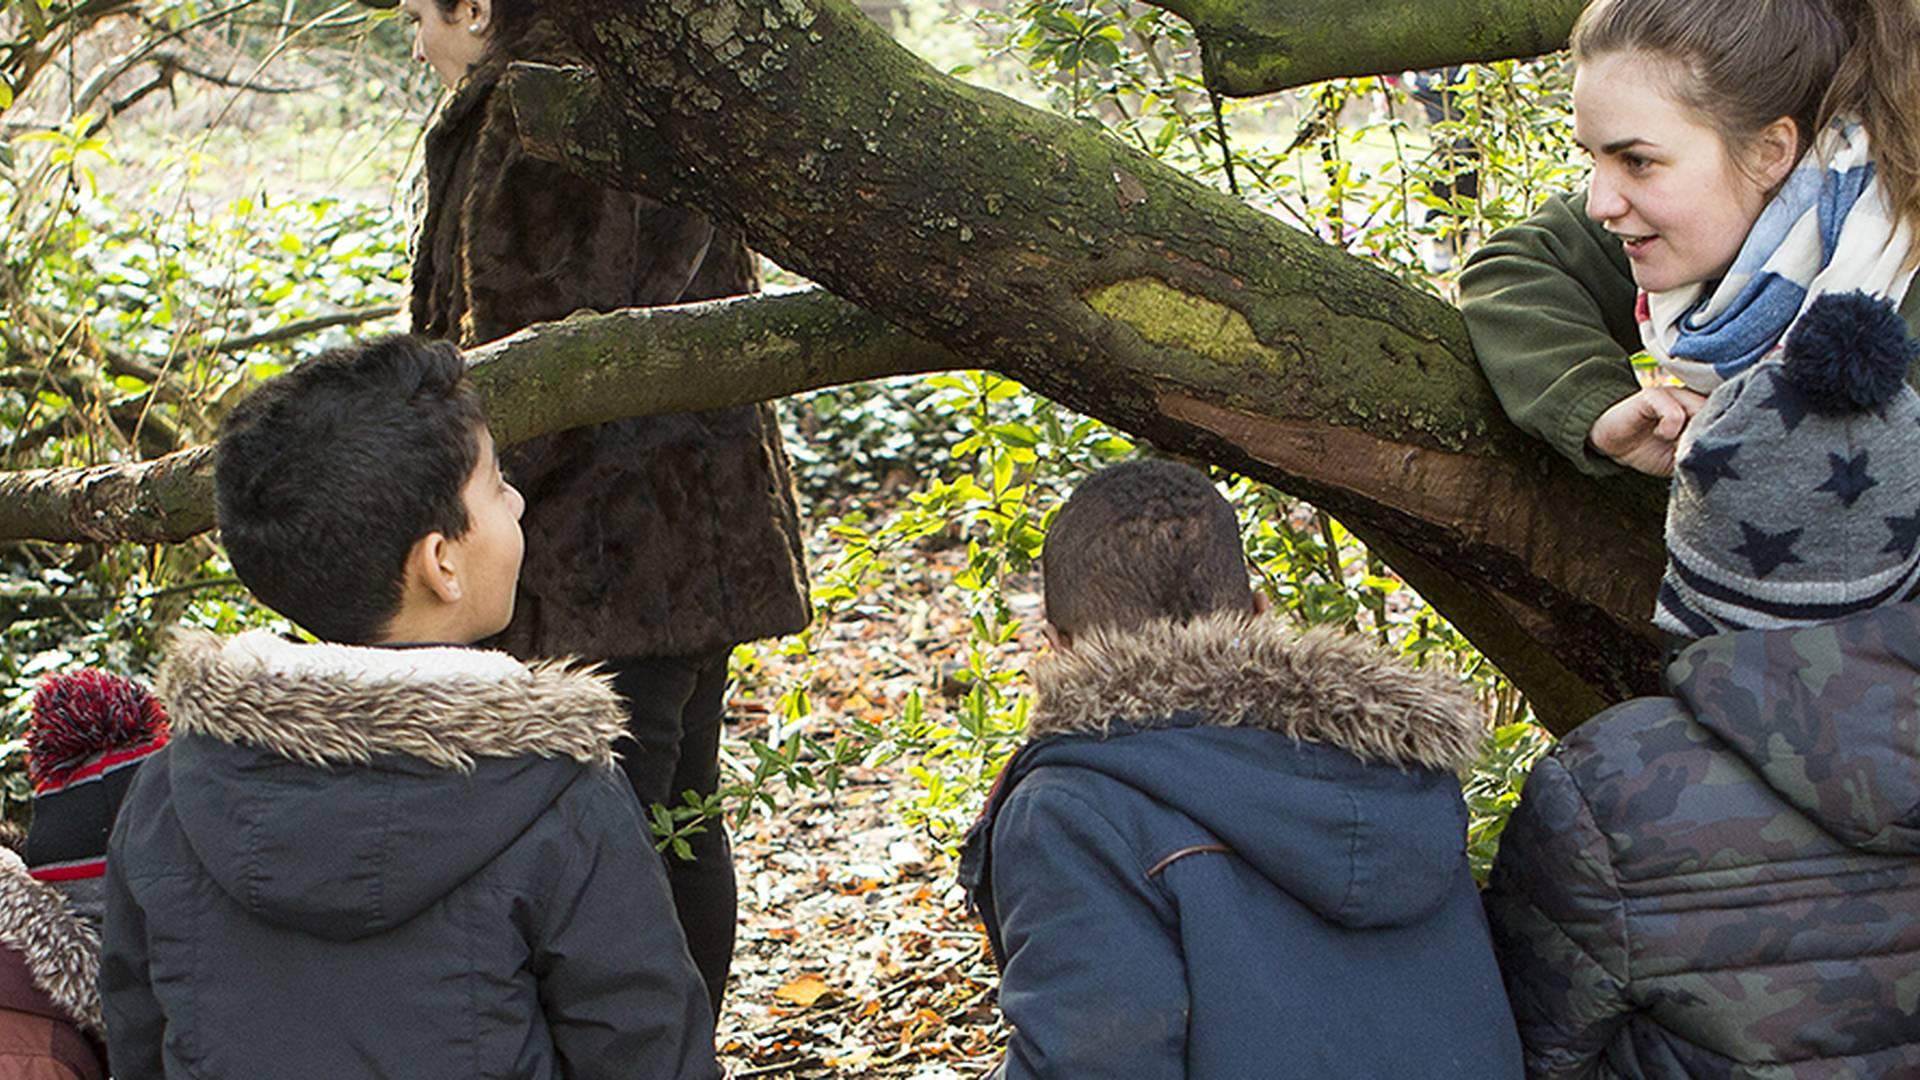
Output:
[23,669,170,884]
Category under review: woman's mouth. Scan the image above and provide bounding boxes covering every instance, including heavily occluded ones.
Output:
[1615,232,1657,257]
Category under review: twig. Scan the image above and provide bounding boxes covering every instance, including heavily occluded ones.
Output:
[205,303,401,355]
[730,1053,824,1079]
[1208,87,1239,196]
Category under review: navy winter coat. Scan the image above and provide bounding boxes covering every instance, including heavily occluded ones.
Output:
[101,630,720,1080]
[960,613,1524,1080]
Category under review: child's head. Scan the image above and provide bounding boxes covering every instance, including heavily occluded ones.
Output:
[215,335,523,646]
[1042,460,1253,642]
[1658,291,1920,637]
[1570,0,1920,289]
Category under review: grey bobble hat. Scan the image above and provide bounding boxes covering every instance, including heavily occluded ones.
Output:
[1656,291,1920,638]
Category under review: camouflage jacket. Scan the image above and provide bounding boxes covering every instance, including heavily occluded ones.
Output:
[1484,603,1920,1078]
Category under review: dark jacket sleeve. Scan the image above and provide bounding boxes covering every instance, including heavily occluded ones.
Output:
[100,821,165,1079]
[534,769,720,1080]
[989,778,1188,1080]
[1460,191,1642,477]
[1482,753,1632,1079]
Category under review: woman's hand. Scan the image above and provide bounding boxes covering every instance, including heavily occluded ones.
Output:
[1588,386,1709,476]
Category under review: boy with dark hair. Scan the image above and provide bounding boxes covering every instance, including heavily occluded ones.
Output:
[99,336,720,1079]
[959,459,1522,1079]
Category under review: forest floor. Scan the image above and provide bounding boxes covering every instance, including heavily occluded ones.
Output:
[711,536,1032,1078]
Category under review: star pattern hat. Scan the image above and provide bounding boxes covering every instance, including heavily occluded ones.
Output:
[1657,291,1920,638]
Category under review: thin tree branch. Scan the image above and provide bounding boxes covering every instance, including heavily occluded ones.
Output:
[202,304,402,356]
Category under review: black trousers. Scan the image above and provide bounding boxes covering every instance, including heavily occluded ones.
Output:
[607,651,736,1017]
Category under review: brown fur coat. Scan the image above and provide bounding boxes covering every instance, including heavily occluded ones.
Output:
[410,26,808,660]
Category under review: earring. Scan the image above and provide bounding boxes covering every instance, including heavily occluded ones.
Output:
[468,23,480,31]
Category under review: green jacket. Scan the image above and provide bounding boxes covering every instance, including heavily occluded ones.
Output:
[1483,603,1920,1078]
[1459,192,1920,477]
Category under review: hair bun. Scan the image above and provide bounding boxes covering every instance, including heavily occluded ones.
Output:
[1781,290,1919,414]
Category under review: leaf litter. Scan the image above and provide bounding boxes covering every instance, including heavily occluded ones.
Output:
[715,535,1032,1078]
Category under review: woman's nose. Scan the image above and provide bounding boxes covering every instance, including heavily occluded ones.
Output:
[1587,167,1626,222]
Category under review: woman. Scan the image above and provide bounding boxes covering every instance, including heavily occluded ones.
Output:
[1471,1,1920,1075]
[398,0,811,1015]
[1461,0,1920,478]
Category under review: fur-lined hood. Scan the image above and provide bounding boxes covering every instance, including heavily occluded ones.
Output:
[1029,612,1485,773]
[0,848,100,1034]
[147,629,629,941]
[159,628,625,771]
[966,613,1490,930]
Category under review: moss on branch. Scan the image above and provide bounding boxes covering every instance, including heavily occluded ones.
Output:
[1142,0,1586,97]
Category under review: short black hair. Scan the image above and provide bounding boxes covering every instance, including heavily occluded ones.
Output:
[214,335,485,644]
[1043,460,1253,637]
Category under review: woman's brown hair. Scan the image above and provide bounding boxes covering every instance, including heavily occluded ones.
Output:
[1572,0,1920,245]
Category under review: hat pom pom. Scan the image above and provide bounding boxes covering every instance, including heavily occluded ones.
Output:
[27,669,169,788]
[1781,290,1918,415]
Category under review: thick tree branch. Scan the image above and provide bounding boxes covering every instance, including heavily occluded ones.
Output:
[0,288,958,545]
[510,0,1660,732]
[1139,0,1583,97]
[0,446,215,546]
[468,288,959,448]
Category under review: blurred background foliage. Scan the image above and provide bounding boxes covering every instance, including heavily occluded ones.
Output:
[0,0,1580,877]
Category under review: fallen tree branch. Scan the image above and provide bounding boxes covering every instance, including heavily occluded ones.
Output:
[0,288,958,545]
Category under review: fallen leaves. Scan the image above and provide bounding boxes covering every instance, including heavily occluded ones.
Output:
[774,974,839,1008]
[715,539,1025,1078]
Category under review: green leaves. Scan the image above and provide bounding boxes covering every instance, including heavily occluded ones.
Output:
[1017,4,1126,75]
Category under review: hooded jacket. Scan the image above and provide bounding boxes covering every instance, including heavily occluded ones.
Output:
[958,613,1524,1080]
[1484,603,1920,1078]
[99,630,720,1080]
[0,848,106,1079]
[411,22,809,661]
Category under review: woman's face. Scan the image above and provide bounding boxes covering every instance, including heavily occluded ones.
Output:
[1573,51,1779,294]
[401,0,489,87]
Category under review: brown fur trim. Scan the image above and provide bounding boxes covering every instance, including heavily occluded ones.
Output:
[157,629,626,772]
[1029,612,1487,772]
[0,850,100,1034]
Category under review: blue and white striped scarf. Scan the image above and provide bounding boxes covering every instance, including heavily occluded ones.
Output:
[1639,119,1917,392]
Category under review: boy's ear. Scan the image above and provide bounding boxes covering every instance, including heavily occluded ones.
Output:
[405,531,464,605]
[1043,622,1072,652]
[1252,590,1273,616]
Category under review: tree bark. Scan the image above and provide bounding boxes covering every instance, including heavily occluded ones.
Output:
[1138,0,1583,97]
[1,0,1654,732]
[499,0,1664,733]
[0,288,961,544]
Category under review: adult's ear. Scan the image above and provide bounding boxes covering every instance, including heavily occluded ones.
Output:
[465,0,493,34]
[1251,590,1273,617]
[1748,115,1802,193]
